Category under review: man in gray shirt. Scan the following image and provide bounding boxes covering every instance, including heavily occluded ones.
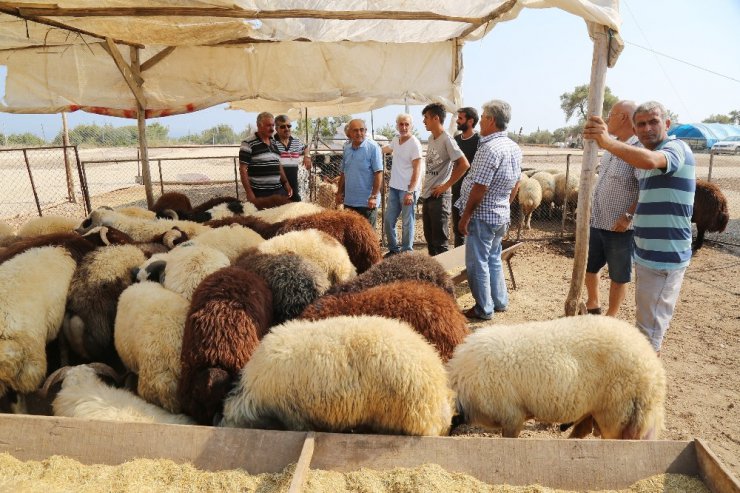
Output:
[420,103,470,255]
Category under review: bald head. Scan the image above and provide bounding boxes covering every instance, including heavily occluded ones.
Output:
[607,100,637,141]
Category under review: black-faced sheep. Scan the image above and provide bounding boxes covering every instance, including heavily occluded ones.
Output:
[0,246,78,396]
[17,215,82,237]
[692,179,729,252]
[447,315,665,439]
[204,215,283,239]
[234,250,331,325]
[114,282,189,413]
[63,244,146,362]
[0,231,96,265]
[76,207,209,242]
[256,229,356,285]
[277,210,382,273]
[327,251,454,297]
[133,244,230,301]
[42,364,194,425]
[78,224,181,257]
[178,266,273,425]
[300,280,469,362]
[220,315,454,436]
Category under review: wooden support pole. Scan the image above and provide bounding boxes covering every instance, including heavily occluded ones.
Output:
[61,111,76,203]
[104,38,147,108]
[141,46,176,72]
[564,24,610,317]
[288,432,315,493]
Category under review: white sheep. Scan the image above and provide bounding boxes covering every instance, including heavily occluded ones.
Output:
[114,282,189,413]
[447,315,665,439]
[0,246,77,396]
[517,174,542,230]
[17,215,81,237]
[114,206,157,220]
[180,224,264,262]
[221,315,454,436]
[77,207,209,242]
[530,171,556,210]
[133,243,230,301]
[0,221,15,247]
[203,201,258,221]
[251,201,324,224]
[64,244,146,361]
[553,171,579,215]
[257,229,356,285]
[43,364,194,425]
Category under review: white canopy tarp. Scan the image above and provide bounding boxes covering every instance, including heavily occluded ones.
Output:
[0,0,622,117]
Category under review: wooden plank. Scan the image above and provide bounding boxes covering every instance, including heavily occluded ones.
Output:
[104,37,146,108]
[288,432,316,493]
[0,414,305,473]
[140,46,176,72]
[695,439,740,493]
[310,434,700,491]
[434,244,467,283]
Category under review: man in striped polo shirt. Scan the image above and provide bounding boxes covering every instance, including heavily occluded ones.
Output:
[238,112,292,202]
[274,114,311,202]
[584,101,696,352]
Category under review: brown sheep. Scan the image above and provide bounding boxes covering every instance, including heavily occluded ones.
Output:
[300,280,469,362]
[250,194,292,210]
[327,251,454,297]
[692,180,729,252]
[0,231,96,265]
[178,266,273,425]
[151,191,192,217]
[277,210,382,273]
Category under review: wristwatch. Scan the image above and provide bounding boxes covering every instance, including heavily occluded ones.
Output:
[624,212,633,220]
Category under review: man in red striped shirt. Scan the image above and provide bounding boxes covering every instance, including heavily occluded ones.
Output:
[275,114,312,202]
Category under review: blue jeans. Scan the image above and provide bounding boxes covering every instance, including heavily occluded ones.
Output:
[465,218,509,319]
[384,188,418,253]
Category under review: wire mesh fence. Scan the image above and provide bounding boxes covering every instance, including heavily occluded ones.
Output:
[2,142,736,249]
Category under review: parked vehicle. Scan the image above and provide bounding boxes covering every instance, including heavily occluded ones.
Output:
[711,135,740,154]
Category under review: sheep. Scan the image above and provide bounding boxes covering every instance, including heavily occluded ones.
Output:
[184,200,258,223]
[63,244,146,363]
[42,364,194,425]
[133,243,230,301]
[531,171,556,213]
[151,191,193,217]
[114,206,157,220]
[300,280,469,362]
[250,194,292,210]
[517,174,543,230]
[234,250,331,325]
[153,193,248,222]
[257,229,356,285]
[277,210,382,273]
[315,176,343,210]
[553,172,579,217]
[250,201,324,223]
[178,266,273,425]
[0,246,78,396]
[114,282,189,413]
[179,224,264,262]
[446,315,665,440]
[0,231,96,265]
[76,207,209,242]
[17,215,82,237]
[220,315,454,436]
[77,224,185,257]
[0,221,16,247]
[692,180,729,252]
[327,251,454,297]
[204,215,283,239]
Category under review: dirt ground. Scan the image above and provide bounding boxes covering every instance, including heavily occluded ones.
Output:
[451,239,740,477]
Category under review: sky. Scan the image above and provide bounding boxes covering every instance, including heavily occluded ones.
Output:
[1,0,739,140]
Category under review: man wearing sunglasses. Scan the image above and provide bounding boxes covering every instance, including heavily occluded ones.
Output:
[274,114,312,202]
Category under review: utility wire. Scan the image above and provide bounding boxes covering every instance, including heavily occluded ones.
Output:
[625,41,740,85]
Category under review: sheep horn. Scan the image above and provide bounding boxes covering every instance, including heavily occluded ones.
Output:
[88,363,122,386]
[40,366,72,399]
[160,209,179,220]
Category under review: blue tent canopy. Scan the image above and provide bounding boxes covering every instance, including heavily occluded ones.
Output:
[668,123,740,149]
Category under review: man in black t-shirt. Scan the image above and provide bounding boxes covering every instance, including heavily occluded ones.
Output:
[452,107,480,247]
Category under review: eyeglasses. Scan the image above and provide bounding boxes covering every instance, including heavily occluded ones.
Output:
[351,128,367,132]
[279,124,292,129]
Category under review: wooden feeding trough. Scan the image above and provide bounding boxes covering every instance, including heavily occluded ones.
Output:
[436,241,524,288]
[0,414,737,492]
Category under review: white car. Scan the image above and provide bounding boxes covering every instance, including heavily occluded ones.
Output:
[711,135,740,154]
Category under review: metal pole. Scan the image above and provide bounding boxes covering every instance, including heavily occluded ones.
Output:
[74,145,91,215]
[708,151,714,182]
[233,157,240,199]
[561,154,571,237]
[61,112,77,203]
[23,149,43,216]
[157,159,164,195]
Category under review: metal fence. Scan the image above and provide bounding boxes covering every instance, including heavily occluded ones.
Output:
[2,143,736,249]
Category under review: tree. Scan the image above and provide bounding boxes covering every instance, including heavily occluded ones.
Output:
[703,113,732,124]
[7,132,46,147]
[729,110,740,125]
[196,124,238,145]
[560,84,618,123]
[666,109,680,127]
[376,123,396,141]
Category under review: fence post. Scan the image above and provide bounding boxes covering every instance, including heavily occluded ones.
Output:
[561,154,571,236]
[157,159,164,195]
[74,146,91,215]
[233,157,241,199]
[61,112,77,203]
[22,149,43,216]
[708,151,714,182]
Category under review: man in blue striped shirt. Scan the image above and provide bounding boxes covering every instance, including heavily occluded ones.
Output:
[456,100,522,320]
[584,101,695,352]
